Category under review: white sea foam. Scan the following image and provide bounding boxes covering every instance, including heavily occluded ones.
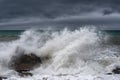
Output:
[0,27,119,80]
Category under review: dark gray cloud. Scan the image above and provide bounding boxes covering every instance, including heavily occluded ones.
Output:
[0,0,120,19]
[0,16,120,30]
[0,0,120,30]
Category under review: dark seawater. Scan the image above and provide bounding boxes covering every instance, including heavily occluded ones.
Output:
[0,30,120,44]
[0,30,24,41]
[104,30,120,45]
[104,30,120,36]
[0,30,23,36]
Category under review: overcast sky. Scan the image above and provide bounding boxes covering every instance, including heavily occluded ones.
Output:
[0,0,120,30]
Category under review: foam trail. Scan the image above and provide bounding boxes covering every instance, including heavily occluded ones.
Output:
[0,27,119,80]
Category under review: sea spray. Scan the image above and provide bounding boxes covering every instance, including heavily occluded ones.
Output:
[35,27,107,75]
[0,27,119,78]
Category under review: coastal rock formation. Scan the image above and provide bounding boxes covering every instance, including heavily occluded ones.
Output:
[13,53,41,71]
[9,46,51,77]
[0,76,7,80]
[112,67,120,74]
[10,53,41,76]
[107,66,120,75]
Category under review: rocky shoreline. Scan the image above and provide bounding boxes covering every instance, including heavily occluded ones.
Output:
[10,53,42,77]
[9,53,120,77]
[0,48,120,79]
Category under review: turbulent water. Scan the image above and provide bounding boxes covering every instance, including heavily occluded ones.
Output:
[0,27,120,80]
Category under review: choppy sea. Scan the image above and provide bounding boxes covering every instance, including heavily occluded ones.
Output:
[0,27,120,80]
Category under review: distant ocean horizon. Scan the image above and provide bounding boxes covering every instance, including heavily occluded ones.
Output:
[0,29,119,44]
[0,29,120,36]
[0,30,24,36]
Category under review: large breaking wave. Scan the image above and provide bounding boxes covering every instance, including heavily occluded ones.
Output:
[0,27,120,79]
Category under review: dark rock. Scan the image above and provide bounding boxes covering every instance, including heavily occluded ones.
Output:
[18,71,33,77]
[0,76,7,80]
[10,52,41,76]
[13,53,41,70]
[42,77,48,80]
[112,67,120,74]
[106,73,112,75]
[9,46,51,77]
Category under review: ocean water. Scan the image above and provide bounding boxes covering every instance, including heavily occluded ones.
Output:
[0,30,23,41]
[0,27,120,80]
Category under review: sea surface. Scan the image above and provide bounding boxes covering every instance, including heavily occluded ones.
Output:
[0,27,120,80]
[0,30,23,41]
[0,29,120,44]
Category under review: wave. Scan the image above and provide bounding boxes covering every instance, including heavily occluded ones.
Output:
[0,27,119,78]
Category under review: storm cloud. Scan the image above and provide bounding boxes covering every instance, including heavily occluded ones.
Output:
[0,0,120,30]
[0,0,120,19]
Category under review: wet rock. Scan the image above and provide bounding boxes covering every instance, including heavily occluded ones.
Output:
[106,73,112,75]
[10,53,41,76]
[112,67,120,74]
[18,71,33,77]
[0,76,7,80]
[9,46,51,77]
[42,77,48,80]
[14,54,41,70]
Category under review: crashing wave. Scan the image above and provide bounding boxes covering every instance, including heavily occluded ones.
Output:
[0,27,119,80]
